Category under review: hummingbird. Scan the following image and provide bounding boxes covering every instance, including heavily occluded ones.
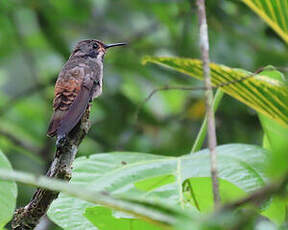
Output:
[47,39,126,142]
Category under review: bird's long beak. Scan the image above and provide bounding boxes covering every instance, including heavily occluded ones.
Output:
[104,42,127,49]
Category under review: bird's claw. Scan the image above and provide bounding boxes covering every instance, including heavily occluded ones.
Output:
[56,135,66,148]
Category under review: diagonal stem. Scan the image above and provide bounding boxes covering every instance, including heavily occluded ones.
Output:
[191,89,224,153]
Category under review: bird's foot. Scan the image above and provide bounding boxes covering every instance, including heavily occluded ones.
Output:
[56,135,67,149]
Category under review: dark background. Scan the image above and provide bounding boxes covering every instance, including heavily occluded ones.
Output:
[0,1,287,228]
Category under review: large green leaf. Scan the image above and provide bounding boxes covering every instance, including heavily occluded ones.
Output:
[0,151,17,228]
[183,178,246,212]
[84,207,162,230]
[257,69,288,176]
[242,0,288,44]
[143,57,288,128]
[258,113,288,224]
[0,168,182,229]
[48,144,268,230]
[260,114,288,174]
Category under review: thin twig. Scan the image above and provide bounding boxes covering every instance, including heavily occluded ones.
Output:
[216,67,264,88]
[134,85,207,121]
[196,0,220,205]
[134,66,265,121]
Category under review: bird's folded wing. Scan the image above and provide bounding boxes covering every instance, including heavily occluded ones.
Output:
[57,79,94,137]
[47,65,95,137]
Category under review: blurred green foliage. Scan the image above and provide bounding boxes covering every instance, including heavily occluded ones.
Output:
[1,0,288,229]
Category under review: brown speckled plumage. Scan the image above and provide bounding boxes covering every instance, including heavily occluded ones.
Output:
[47,39,126,139]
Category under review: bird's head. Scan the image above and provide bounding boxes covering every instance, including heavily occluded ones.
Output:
[71,39,126,61]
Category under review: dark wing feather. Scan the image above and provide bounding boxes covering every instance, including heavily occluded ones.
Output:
[47,110,65,137]
[57,79,94,137]
[47,65,95,137]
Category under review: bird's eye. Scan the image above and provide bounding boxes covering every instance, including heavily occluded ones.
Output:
[93,43,98,49]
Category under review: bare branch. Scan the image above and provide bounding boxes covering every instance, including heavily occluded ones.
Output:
[196,0,220,205]
[134,85,207,121]
[12,109,91,229]
[134,66,266,122]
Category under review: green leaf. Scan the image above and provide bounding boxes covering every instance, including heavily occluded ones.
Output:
[258,104,288,224]
[242,0,288,44]
[135,174,175,192]
[0,168,179,229]
[259,66,286,81]
[256,67,288,176]
[143,57,288,128]
[262,134,271,150]
[0,151,17,228]
[256,63,288,223]
[261,197,286,224]
[48,144,268,229]
[84,207,162,230]
[259,114,288,176]
[183,178,246,212]
[258,68,288,176]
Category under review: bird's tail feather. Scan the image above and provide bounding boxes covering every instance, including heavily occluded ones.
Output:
[47,110,66,137]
